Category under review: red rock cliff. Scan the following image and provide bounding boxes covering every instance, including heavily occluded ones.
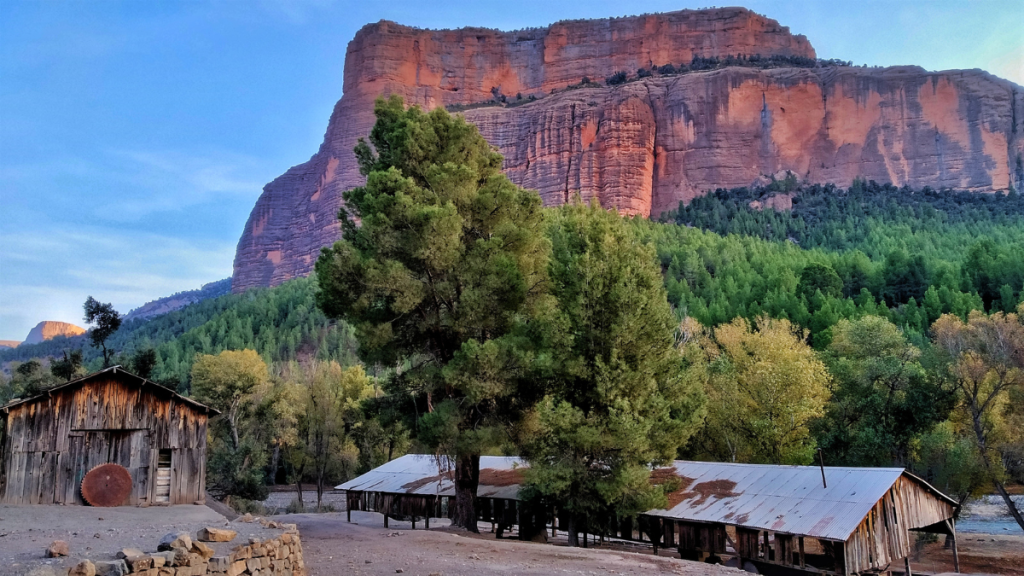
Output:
[232,8,1024,292]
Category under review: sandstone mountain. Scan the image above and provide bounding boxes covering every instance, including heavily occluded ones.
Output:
[232,7,1024,293]
[23,321,86,345]
[0,340,21,350]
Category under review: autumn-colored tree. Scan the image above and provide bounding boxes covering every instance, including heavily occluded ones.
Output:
[315,96,551,530]
[931,306,1024,531]
[697,316,831,464]
[297,361,373,509]
[191,349,272,500]
[815,316,953,467]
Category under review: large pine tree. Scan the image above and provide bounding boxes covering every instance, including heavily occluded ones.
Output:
[315,96,551,530]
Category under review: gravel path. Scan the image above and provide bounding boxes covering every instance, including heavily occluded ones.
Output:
[279,510,744,576]
[0,504,283,575]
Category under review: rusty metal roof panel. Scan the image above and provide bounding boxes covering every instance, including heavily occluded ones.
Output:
[337,454,524,500]
[643,461,906,541]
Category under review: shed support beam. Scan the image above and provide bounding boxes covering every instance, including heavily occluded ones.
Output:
[904,556,912,576]
[384,514,389,528]
[945,520,960,573]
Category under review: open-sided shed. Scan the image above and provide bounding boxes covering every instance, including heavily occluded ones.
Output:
[642,460,959,575]
[339,456,960,574]
[338,454,524,529]
[0,366,218,506]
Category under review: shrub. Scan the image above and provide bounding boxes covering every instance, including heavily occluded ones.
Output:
[606,71,628,85]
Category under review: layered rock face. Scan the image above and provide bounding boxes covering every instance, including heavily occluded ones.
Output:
[232,8,1024,292]
[24,321,86,345]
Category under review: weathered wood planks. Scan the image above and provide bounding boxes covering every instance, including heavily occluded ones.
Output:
[0,370,211,506]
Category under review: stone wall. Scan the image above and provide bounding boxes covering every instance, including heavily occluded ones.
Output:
[28,519,305,576]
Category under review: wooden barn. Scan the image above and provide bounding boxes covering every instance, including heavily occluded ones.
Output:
[0,366,218,506]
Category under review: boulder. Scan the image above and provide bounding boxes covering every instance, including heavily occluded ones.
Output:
[124,555,153,572]
[46,540,70,557]
[208,557,232,572]
[115,549,144,560]
[196,527,237,542]
[157,532,192,552]
[93,561,128,576]
[191,541,215,560]
[68,561,96,576]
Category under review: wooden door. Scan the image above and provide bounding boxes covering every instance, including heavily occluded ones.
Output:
[58,430,150,506]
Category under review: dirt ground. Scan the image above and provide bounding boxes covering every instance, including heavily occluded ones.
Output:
[280,510,745,576]
[913,532,1024,576]
[0,504,282,576]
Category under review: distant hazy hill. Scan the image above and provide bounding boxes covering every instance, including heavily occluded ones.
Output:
[0,340,21,350]
[124,278,232,321]
[24,321,85,344]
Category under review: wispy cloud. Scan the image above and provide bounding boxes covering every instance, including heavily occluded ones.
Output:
[0,226,235,341]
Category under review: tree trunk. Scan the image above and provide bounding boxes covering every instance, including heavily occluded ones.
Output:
[295,480,304,511]
[270,444,280,485]
[566,513,580,547]
[452,453,480,532]
[994,478,1024,532]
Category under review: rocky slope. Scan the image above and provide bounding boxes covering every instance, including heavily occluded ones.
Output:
[124,278,232,322]
[23,321,86,345]
[232,7,1024,293]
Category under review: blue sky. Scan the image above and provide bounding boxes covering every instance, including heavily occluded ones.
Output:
[1,0,1022,342]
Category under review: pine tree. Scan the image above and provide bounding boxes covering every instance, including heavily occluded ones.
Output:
[315,96,552,531]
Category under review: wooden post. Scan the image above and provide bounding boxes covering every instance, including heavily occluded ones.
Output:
[946,520,960,573]
[412,517,416,529]
[764,531,771,561]
[425,515,429,529]
[384,514,389,528]
[904,556,912,576]
[652,517,660,555]
[799,536,805,568]
[347,507,351,522]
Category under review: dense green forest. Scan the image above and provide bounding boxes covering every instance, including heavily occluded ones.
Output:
[0,276,358,393]
[653,179,1024,346]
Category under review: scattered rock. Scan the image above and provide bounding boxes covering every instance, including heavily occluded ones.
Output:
[68,561,96,576]
[46,540,69,557]
[208,556,231,572]
[24,567,59,576]
[114,549,143,560]
[157,532,192,551]
[94,560,128,576]
[396,570,404,574]
[240,513,253,523]
[124,555,152,572]
[191,541,215,560]
[196,527,237,542]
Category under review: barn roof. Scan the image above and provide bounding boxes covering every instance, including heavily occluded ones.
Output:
[644,460,955,542]
[338,455,956,542]
[337,453,524,500]
[0,366,220,416]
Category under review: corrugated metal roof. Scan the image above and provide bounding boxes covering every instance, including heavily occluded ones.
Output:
[337,454,524,500]
[644,461,906,541]
[337,456,954,542]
